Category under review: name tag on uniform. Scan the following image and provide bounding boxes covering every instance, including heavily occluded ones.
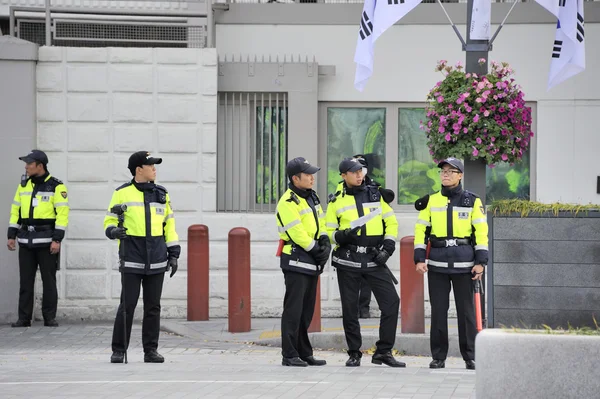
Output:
[458,212,469,220]
[41,196,50,202]
[155,208,165,216]
[32,198,38,207]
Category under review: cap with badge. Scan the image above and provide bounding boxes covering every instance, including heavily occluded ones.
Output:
[438,157,464,173]
[128,151,163,175]
[286,157,320,178]
[339,157,363,174]
[19,150,49,165]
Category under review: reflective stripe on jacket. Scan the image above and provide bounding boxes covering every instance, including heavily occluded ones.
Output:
[7,174,69,248]
[103,181,180,275]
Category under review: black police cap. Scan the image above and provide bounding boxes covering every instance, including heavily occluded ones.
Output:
[19,149,48,165]
[438,157,464,173]
[128,151,163,174]
[339,157,363,174]
[286,157,320,178]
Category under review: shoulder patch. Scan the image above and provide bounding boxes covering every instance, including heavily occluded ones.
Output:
[286,192,301,205]
[115,182,133,191]
[50,176,63,185]
[60,191,67,199]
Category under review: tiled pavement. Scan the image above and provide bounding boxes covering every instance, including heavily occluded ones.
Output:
[0,321,476,399]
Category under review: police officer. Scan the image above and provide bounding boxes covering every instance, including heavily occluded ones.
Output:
[413,157,488,370]
[8,150,68,328]
[326,157,404,368]
[276,157,330,367]
[105,151,180,364]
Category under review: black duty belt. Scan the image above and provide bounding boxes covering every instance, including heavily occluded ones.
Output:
[430,238,472,248]
[20,225,54,232]
[344,244,377,254]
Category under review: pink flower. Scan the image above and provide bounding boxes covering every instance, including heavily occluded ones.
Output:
[456,98,463,105]
[483,110,490,117]
[473,114,480,123]
[499,107,505,113]
[476,137,482,144]
[445,133,452,142]
[501,154,508,161]
[437,96,444,103]
[439,126,446,133]
[472,147,479,157]
[478,58,486,65]
[463,128,468,133]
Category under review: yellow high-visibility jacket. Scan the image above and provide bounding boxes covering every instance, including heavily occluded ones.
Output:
[326,183,398,272]
[276,186,326,276]
[414,188,488,274]
[8,174,69,248]
[104,180,180,275]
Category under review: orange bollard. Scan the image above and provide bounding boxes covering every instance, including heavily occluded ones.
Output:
[187,224,209,321]
[307,277,321,333]
[228,227,251,333]
[400,236,425,333]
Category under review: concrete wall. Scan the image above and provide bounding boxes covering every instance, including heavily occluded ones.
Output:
[0,37,38,323]
[491,214,600,329]
[36,47,218,320]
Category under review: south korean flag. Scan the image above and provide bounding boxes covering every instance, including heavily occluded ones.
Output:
[535,0,585,90]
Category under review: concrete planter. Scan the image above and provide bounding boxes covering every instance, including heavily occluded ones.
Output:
[476,329,600,398]
[488,211,600,328]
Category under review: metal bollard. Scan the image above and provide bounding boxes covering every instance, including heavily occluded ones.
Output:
[228,227,251,333]
[307,277,321,333]
[400,236,425,333]
[187,224,209,321]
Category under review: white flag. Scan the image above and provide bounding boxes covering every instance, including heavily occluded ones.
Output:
[354,0,423,92]
[470,0,491,40]
[535,0,585,90]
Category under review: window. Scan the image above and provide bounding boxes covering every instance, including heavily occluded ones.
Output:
[326,107,386,195]
[321,103,535,209]
[217,92,288,213]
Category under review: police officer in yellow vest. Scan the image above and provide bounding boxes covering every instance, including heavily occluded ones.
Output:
[104,151,180,364]
[414,157,488,371]
[326,157,405,368]
[7,150,68,328]
[276,157,330,367]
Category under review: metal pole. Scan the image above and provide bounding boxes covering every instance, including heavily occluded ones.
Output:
[463,0,488,203]
[207,0,214,47]
[45,0,51,46]
[9,7,15,37]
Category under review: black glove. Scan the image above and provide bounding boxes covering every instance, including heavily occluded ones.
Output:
[372,248,391,266]
[318,235,332,258]
[334,226,360,246]
[382,239,396,256]
[109,227,128,240]
[167,258,178,278]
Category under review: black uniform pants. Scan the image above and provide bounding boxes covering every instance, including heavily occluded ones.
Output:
[358,278,372,313]
[18,246,58,321]
[337,267,399,355]
[281,271,318,359]
[428,271,477,361]
[112,272,165,353]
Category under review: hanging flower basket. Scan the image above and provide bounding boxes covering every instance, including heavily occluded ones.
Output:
[421,59,534,166]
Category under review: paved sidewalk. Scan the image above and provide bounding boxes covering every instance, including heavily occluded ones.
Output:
[162,317,463,358]
[0,319,475,399]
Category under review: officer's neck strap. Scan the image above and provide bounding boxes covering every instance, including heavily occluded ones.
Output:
[132,179,156,192]
[30,172,49,185]
[288,182,311,199]
[344,182,365,196]
[441,183,463,198]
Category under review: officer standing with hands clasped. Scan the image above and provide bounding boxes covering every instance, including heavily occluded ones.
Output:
[276,157,330,367]
[326,157,405,368]
[104,151,180,364]
[413,157,488,370]
[8,150,68,328]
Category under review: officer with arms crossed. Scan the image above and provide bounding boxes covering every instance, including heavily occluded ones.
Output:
[8,150,68,328]
[105,151,180,364]
[326,157,404,368]
[276,157,330,367]
[413,157,488,370]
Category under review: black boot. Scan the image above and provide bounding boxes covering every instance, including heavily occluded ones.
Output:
[110,351,124,364]
[372,352,406,368]
[300,356,326,366]
[345,352,361,367]
[465,360,476,370]
[44,319,59,327]
[429,359,446,369]
[144,350,165,363]
[11,320,31,328]
[282,357,308,367]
